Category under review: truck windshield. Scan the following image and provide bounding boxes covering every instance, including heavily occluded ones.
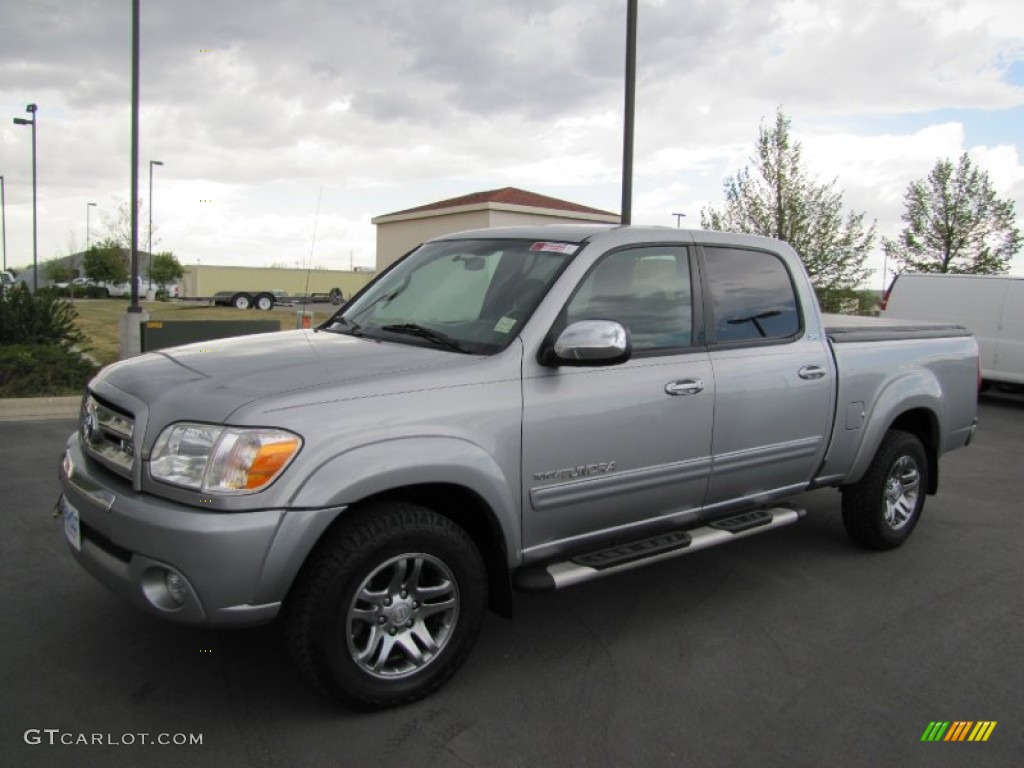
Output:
[324,239,577,354]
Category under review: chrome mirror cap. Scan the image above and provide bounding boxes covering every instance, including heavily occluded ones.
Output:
[549,320,630,366]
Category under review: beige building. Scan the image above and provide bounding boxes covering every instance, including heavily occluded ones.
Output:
[180,265,374,301]
[371,187,620,271]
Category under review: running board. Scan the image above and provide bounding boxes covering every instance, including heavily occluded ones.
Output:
[514,506,804,592]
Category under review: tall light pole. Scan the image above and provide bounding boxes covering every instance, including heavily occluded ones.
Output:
[620,0,637,225]
[672,212,686,228]
[13,104,38,291]
[148,160,163,290]
[0,174,7,273]
[128,0,141,313]
[86,202,97,254]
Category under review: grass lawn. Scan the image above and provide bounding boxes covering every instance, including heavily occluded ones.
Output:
[71,299,334,366]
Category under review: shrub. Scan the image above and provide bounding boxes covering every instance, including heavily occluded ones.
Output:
[0,286,86,348]
[0,344,97,396]
[0,287,95,396]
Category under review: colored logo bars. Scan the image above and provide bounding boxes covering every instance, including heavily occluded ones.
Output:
[921,721,997,742]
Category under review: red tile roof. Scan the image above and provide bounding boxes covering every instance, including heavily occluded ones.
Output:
[380,187,617,218]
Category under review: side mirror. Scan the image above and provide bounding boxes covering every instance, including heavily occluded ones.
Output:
[544,320,631,366]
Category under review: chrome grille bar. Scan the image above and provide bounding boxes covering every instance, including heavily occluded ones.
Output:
[82,394,135,477]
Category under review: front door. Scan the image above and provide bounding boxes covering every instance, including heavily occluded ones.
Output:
[520,245,714,558]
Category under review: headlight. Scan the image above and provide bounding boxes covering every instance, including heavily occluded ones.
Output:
[150,423,302,493]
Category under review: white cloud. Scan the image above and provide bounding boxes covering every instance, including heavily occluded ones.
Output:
[0,0,1020,278]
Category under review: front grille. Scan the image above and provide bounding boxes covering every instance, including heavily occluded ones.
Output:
[82,393,135,479]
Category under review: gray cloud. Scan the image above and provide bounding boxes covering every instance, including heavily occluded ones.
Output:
[0,0,1020,271]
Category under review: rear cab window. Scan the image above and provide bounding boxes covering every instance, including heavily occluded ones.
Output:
[702,246,801,344]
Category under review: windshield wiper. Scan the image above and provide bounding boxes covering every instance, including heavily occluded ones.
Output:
[379,323,468,353]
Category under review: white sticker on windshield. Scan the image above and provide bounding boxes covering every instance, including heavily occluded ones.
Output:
[530,241,578,254]
[494,316,516,334]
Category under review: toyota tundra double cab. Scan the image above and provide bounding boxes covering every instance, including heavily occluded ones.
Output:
[58,225,978,708]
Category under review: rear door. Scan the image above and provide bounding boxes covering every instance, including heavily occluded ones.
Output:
[700,245,834,510]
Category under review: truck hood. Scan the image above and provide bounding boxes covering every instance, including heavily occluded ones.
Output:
[91,329,477,429]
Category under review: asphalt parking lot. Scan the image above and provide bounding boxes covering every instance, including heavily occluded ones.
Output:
[2,395,1022,768]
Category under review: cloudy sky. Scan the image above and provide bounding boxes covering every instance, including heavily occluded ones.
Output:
[1,0,1022,284]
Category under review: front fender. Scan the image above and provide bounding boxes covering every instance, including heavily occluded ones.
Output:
[287,435,521,559]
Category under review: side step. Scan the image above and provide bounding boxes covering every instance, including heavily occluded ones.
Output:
[514,506,804,592]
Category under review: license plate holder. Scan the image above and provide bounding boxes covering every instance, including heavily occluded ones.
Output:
[62,496,81,551]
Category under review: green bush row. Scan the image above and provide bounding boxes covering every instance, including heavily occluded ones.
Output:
[39,285,112,300]
[0,344,97,397]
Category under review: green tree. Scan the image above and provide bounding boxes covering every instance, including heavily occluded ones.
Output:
[702,109,876,311]
[83,239,128,285]
[147,252,184,291]
[43,258,74,284]
[883,153,1021,274]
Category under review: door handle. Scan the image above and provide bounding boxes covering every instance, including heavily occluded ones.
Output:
[665,378,704,396]
[799,365,827,380]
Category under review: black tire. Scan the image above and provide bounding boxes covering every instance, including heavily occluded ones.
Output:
[255,293,275,311]
[232,293,252,310]
[285,501,487,709]
[842,429,928,550]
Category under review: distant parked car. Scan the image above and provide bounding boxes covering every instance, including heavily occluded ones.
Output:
[103,278,181,299]
[1,270,14,289]
[54,276,98,290]
[104,277,147,298]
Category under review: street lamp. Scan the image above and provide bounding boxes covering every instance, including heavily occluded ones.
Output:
[0,174,7,273]
[12,104,38,291]
[148,160,163,290]
[86,202,97,254]
[672,212,686,228]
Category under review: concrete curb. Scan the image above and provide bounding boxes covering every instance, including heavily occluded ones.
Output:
[0,396,80,422]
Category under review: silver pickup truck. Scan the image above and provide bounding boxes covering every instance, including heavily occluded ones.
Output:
[58,225,978,708]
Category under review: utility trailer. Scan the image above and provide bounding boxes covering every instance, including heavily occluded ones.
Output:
[177,287,345,311]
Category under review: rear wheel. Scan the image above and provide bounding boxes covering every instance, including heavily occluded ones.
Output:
[255,293,275,311]
[286,502,487,709]
[842,429,928,550]
[232,293,252,310]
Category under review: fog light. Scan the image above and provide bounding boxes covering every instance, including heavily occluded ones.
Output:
[165,572,188,605]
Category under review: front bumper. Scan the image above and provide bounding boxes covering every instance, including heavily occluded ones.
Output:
[59,436,345,626]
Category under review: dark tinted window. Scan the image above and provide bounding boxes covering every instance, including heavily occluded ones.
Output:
[704,247,800,343]
[566,246,693,352]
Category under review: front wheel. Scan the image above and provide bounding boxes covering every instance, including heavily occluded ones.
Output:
[842,429,928,550]
[232,293,252,310]
[255,293,275,311]
[285,502,487,709]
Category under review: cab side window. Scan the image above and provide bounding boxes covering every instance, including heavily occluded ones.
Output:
[703,247,800,343]
[566,246,693,353]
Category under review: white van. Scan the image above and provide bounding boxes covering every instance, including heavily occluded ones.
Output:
[881,273,1024,388]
